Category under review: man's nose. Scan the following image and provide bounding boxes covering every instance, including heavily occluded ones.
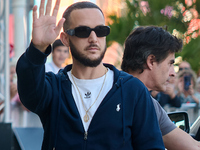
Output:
[169,66,176,77]
[88,31,98,43]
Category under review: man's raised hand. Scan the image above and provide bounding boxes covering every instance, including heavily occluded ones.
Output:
[32,0,65,52]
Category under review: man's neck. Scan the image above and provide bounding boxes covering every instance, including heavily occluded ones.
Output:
[129,70,152,91]
[71,62,106,80]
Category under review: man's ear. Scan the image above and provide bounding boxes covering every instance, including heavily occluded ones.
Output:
[146,54,156,70]
[60,32,70,47]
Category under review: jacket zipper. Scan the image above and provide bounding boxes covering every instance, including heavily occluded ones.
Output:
[83,131,88,150]
[84,131,88,140]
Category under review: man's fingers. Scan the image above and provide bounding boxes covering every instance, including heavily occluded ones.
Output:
[33,5,38,23]
[45,0,52,15]
[39,0,60,17]
[55,18,65,34]
[39,0,45,17]
[52,0,60,17]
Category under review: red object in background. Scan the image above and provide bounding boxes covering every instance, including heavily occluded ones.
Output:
[9,14,14,45]
[9,14,14,59]
[10,44,14,58]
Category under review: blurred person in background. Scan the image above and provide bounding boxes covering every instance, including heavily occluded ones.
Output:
[10,63,19,102]
[177,69,200,104]
[196,78,200,94]
[177,66,200,125]
[45,39,69,73]
[10,63,24,127]
[196,69,200,82]
[178,61,191,72]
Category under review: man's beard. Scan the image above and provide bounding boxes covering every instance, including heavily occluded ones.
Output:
[69,39,106,67]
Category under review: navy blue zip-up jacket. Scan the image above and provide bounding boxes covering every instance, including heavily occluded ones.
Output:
[16,42,164,150]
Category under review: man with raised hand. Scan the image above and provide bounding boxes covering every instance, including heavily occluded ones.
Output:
[16,0,164,149]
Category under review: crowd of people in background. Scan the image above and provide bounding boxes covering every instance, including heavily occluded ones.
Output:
[151,61,200,110]
[177,61,200,104]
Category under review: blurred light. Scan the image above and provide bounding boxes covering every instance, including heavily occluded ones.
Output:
[174,56,182,65]
[174,66,179,73]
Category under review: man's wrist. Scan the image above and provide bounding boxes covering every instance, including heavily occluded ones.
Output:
[31,40,49,53]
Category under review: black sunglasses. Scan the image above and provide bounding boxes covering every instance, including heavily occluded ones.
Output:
[66,26,110,38]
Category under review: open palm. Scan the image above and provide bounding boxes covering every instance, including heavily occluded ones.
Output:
[32,0,65,52]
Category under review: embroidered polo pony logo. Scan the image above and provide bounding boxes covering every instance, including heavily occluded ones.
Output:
[116,103,121,112]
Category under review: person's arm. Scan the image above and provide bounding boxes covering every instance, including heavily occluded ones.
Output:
[191,95,199,103]
[131,85,164,149]
[16,0,65,112]
[163,127,200,150]
[151,97,177,136]
[16,43,52,112]
[188,85,199,103]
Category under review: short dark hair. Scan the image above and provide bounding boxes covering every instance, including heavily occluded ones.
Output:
[62,2,104,31]
[52,39,64,51]
[121,26,183,73]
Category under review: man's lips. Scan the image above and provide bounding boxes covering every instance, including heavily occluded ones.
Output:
[86,44,100,51]
[87,47,99,51]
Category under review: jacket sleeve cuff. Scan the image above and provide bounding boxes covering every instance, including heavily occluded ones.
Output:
[26,42,52,65]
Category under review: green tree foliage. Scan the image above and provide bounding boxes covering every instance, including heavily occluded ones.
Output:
[106,0,200,72]
[179,36,200,72]
[107,0,187,46]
